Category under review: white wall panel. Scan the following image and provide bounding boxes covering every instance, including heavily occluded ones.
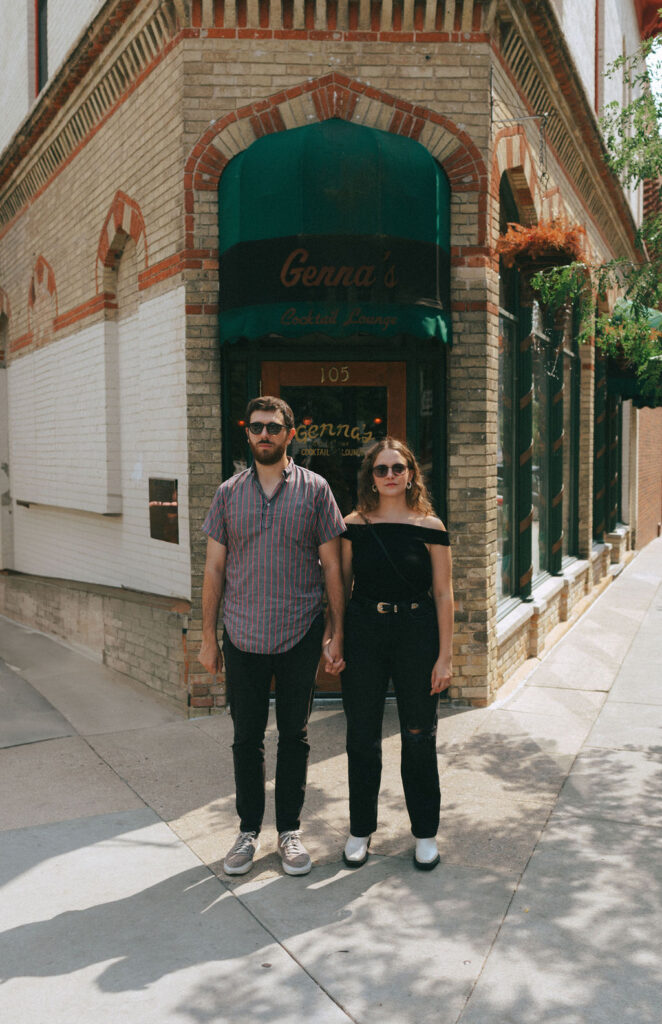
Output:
[10,286,191,599]
[0,2,31,155]
[47,0,105,82]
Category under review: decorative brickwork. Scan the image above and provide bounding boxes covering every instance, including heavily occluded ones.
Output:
[491,126,540,230]
[26,255,58,351]
[184,72,488,250]
[96,190,149,298]
[497,16,636,255]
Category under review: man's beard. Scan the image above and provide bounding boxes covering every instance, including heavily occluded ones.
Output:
[249,437,289,465]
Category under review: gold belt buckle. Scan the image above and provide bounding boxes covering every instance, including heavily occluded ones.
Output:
[376,601,390,614]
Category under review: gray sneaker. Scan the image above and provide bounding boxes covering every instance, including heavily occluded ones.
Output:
[223,831,260,875]
[277,830,312,875]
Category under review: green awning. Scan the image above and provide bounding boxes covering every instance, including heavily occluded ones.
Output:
[218,120,451,343]
[611,299,662,331]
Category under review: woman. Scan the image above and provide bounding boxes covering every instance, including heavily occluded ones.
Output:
[340,438,453,870]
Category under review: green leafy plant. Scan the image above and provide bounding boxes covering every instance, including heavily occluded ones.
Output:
[525,32,662,405]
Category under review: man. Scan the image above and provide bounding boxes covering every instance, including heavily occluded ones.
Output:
[198,396,346,877]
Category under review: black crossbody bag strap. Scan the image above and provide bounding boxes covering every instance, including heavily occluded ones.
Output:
[359,514,422,598]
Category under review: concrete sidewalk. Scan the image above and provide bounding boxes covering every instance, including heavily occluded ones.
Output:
[1,539,661,1024]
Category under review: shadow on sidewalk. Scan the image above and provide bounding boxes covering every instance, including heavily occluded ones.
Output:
[1,731,661,1024]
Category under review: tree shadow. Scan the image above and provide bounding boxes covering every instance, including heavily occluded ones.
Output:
[1,732,660,1023]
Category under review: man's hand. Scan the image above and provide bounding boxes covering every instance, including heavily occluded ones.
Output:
[319,535,345,675]
[198,636,223,676]
[198,537,227,677]
[322,630,345,675]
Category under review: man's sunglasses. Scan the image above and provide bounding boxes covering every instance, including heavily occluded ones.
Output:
[247,421,287,436]
[373,462,408,477]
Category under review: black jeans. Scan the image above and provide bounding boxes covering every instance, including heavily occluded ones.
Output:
[342,598,441,839]
[222,614,324,835]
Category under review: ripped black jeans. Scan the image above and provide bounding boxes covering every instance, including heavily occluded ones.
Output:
[341,597,441,839]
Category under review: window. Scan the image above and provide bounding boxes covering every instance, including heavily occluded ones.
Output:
[498,311,517,600]
[562,327,579,559]
[149,479,179,544]
[531,309,551,579]
[497,175,520,604]
[37,0,48,94]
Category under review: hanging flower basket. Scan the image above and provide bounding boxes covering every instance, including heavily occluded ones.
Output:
[496,219,588,268]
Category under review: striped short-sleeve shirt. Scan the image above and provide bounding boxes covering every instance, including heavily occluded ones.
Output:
[202,460,346,653]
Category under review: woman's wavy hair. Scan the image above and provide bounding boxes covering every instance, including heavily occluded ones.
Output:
[356,437,435,516]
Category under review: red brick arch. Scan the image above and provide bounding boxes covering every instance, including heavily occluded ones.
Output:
[491,126,542,236]
[28,255,57,310]
[27,255,58,349]
[96,191,148,295]
[184,72,489,251]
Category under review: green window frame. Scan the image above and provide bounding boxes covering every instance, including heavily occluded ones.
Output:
[562,324,580,562]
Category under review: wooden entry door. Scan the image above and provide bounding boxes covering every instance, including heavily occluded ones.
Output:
[262,361,406,516]
[261,360,406,692]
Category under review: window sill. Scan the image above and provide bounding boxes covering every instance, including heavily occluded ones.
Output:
[496,595,523,623]
[561,557,590,584]
[496,600,534,646]
[530,574,565,613]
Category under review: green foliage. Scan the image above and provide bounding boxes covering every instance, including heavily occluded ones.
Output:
[600,39,662,187]
[530,263,593,338]
[529,35,662,406]
[596,310,662,406]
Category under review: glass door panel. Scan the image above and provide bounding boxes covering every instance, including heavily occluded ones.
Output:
[261,361,406,515]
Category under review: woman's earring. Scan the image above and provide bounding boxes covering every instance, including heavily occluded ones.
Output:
[371,484,378,493]
[406,480,412,490]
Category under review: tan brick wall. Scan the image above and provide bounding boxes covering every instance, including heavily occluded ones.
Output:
[497,623,530,689]
[637,407,662,548]
[0,2,646,710]
[0,572,189,702]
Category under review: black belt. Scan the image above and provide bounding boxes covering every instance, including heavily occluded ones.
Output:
[352,594,432,615]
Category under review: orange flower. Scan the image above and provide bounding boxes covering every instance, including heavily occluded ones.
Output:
[496,220,588,267]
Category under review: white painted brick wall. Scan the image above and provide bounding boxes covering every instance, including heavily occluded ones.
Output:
[0,1,31,156]
[560,0,597,110]
[559,0,643,224]
[602,0,641,110]
[0,0,105,157]
[604,0,643,223]
[9,324,118,512]
[47,0,105,85]
[10,286,191,599]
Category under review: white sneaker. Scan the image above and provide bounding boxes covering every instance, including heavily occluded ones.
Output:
[343,834,371,867]
[414,837,440,871]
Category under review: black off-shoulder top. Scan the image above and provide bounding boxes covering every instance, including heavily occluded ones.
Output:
[344,522,450,602]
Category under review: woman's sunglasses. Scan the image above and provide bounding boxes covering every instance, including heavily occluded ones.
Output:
[247,421,287,436]
[373,462,408,478]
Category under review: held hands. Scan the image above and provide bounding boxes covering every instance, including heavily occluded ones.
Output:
[430,655,452,694]
[322,630,346,675]
[198,636,223,677]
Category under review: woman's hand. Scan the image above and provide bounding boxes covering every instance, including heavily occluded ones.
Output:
[430,655,452,694]
[323,631,346,675]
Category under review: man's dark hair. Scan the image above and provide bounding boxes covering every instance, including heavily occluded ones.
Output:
[245,395,295,430]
